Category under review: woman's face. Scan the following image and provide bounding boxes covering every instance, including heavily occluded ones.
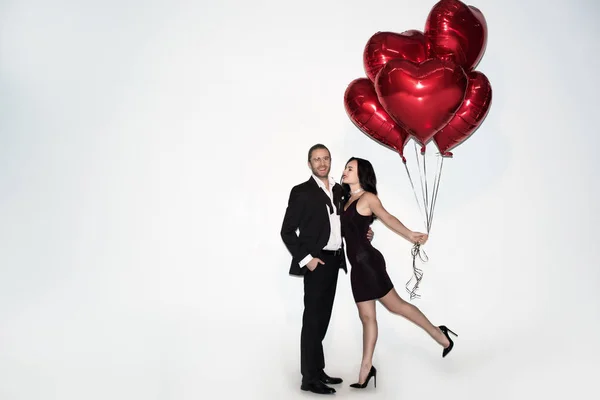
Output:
[342,160,359,185]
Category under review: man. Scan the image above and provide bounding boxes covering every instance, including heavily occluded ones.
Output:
[280,144,372,395]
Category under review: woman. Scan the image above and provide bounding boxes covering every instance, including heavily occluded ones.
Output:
[340,157,457,389]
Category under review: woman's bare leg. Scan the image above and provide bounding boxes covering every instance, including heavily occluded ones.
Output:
[355,300,377,383]
[379,288,449,348]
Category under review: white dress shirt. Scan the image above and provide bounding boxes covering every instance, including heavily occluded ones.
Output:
[299,174,343,267]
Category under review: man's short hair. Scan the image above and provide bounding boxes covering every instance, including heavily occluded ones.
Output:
[308,144,330,161]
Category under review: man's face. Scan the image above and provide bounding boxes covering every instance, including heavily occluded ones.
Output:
[308,148,331,178]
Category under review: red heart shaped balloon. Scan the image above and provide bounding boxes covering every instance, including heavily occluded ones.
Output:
[363,30,428,83]
[375,58,468,146]
[344,78,410,162]
[433,71,492,156]
[425,0,488,71]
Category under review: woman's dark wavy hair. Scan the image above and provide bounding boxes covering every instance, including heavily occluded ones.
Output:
[341,157,378,221]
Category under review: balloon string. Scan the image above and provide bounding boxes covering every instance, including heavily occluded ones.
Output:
[402,146,445,300]
[404,149,445,300]
[405,242,428,300]
[427,155,444,233]
[421,149,431,232]
[403,147,429,300]
[414,143,430,231]
[402,155,428,231]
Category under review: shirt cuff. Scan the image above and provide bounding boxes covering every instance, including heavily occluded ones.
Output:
[299,254,313,268]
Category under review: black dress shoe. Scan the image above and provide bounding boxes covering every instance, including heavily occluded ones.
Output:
[301,381,336,394]
[319,371,343,385]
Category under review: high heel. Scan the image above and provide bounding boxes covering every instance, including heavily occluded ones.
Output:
[350,366,377,389]
[438,325,458,358]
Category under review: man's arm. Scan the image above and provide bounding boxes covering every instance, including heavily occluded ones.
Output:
[280,187,312,266]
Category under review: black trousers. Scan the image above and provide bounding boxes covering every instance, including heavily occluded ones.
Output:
[300,252,341,383]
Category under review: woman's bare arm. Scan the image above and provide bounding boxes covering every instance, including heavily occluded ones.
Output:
[362,193,427,244]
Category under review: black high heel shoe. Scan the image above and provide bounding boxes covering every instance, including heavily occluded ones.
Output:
[350,366,377,389]
[438,325,458,358]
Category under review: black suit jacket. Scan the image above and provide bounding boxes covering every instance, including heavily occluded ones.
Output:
[280,176,347,276]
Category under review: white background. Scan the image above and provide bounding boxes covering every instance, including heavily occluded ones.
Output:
[1,0,599,399]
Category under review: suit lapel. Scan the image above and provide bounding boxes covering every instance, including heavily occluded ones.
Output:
[332,184,344,215]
